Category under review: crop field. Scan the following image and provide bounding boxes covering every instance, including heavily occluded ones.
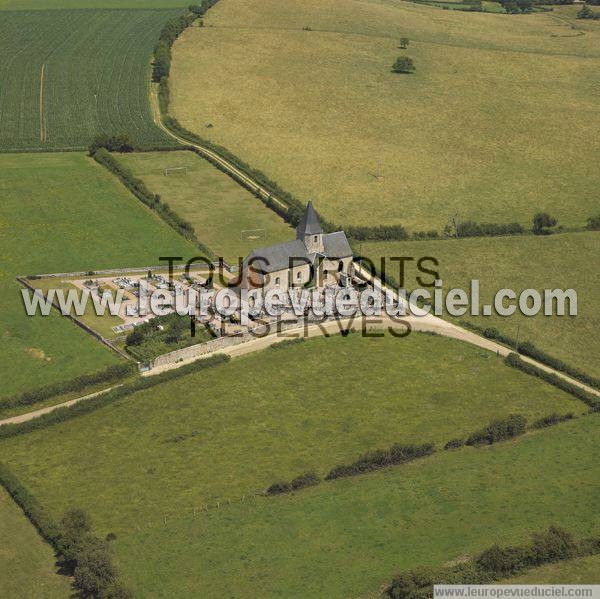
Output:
[112,416,599,596]
[0,9,178,151]
[361,232,600,378]
[170,0,600,231]
[116,151,294,263]
[0,0,187,7]
[0,487,70,598]
[0,333,585,535]
[0,152,195,399]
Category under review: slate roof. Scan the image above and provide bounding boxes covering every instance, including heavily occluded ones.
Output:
[242,203,353,274]
[296,200,323,239]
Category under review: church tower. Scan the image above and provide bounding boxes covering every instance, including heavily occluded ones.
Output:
[296,201,324,254]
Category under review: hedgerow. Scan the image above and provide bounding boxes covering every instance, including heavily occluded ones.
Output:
[530,412,574,430]
[0,464,132,598]
[460,321,600,391]
[91,147,215,259]
[265,472,320,495]
[465,414,527,446]
[0,354,229,439]
[384,527,600,598]
[504,353,600,412]
[325,442,435,480]
[0,362,136,411]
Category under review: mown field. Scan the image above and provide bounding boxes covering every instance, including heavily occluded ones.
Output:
[506,554,600,584]
[0,487,70,598]
[170,0,600,231]
[0,152,195,398]
[113,416,600,597]
[116,151,294,263]
[0,333,585,535]
[0,9,177,151]
[361,231,600,378]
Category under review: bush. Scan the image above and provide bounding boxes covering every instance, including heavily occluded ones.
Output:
[325,442,435,480]
[456,221,524,238]
[532,212,557,235]
[530,526,577,565]
[465,414,527,446]
[586,215,600,230]
[265,471,320,495]
[530,412,574,430]
[392,56,416,74]
[89,134,136,154]
[443,438,464,450]
[476,544,530,576]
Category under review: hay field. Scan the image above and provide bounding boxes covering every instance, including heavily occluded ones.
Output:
[170,0,600,230]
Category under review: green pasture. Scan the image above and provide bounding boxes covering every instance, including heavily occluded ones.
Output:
[506,554,600,584]
[0,152,195,398]
[116,151,293,263]
[0,333,585,535]
[0,487,70,598]
[170,0,600,230]
[361,232,600,378]
[0,9,177,150]
[112,415,599,597]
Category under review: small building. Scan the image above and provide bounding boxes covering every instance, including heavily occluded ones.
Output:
[236,202,353,296]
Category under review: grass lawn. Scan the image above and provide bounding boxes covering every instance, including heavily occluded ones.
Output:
[0,152,195,398]
[115,151,294,264]
[505,554,600,584]
[0,333,586,535]
[361,232,600,378]
[170,0,600,231]
[0,487,70,598]
[112,415,600,597]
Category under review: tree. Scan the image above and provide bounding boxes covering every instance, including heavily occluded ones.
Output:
[577,5,600,19]
[392,56,415,74]
[500,0,520,12]
[516,0,533,11]
[586,215,600,230]
[399,37,409,49]
[532,212,557,235]
[73,537,117,597]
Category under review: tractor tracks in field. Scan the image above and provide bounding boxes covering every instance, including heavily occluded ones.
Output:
[39,63,47,143]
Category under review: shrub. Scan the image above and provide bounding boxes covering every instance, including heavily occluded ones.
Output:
[530,527,577,565]
[532,212,557,235]
[325,442,435,480]
[476,544,530,575]
[530,412,574,430]
[586,215,600,230]
[443,438,465,450]
[265,471,320,495]
[465,414,527,446]
[392,56,415,74]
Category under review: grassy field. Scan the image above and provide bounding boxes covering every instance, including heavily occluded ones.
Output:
[0,333,585,534]
[0,152,195,398]
[116,151,294,263]
[0,9,177,150]
[112,415,600,597]
[0,487,70,598]
[361,232,600,377]
[170,0,600,230]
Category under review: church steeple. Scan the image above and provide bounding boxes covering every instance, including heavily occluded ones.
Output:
[296,201,324,253]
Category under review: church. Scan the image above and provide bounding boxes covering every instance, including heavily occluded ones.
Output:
[236,202,353,295]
